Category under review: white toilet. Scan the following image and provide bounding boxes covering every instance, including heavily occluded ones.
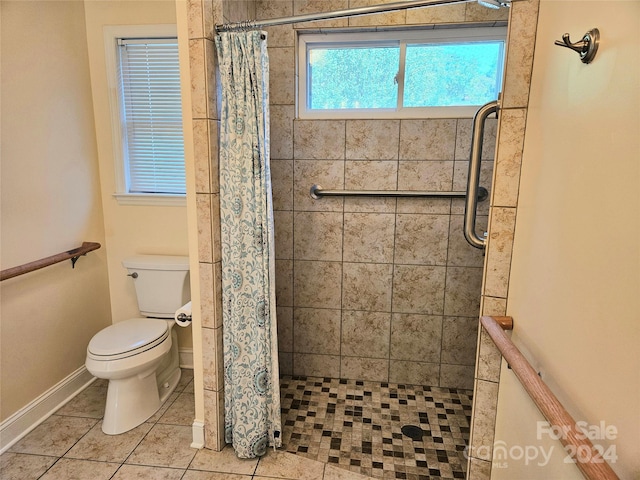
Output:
[85,255,190,435]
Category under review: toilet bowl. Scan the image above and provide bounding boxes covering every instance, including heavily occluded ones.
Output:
[85,255,189,435]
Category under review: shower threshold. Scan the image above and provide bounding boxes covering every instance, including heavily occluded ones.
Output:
[279,375,472,480]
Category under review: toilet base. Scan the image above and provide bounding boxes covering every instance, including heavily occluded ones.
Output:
[102,368,161,435]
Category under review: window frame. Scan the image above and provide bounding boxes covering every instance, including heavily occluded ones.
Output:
[297,26,507,120]
[104,25,186,206]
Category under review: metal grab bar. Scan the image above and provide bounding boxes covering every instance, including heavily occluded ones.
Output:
[311,184,489,201]
[0,242,101,281]
[464,100,499,249]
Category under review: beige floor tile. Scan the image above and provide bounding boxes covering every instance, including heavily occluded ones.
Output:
[254,449,325,480]
[111,464,185,479]
[126,424,196,469]
[188,445,258,475]
[323,464,376,479]
[158,392,195,426]
[0,452,57,480]
[54,385,107,418]
[64,421,152,462]
[183,470,252,479]
[38,458,119,480]
[8,415,97,457]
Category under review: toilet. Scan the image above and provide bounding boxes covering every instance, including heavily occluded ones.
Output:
[85,255,190,435]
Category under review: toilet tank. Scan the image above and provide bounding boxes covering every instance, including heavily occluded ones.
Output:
[122,255,190,318]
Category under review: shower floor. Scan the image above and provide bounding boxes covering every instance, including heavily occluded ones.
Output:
[279,376,473,480]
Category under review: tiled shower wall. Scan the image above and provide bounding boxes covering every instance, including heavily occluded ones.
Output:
[272,118,498,390]
[258,0,508,390]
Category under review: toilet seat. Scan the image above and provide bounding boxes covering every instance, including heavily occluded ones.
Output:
[87,318,169,361]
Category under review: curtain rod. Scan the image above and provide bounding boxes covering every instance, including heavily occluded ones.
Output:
[215,0,512,33]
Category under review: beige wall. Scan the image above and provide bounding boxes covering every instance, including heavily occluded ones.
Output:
[492,1,640,478]
[83,1,192,348]
[0,1,112,421]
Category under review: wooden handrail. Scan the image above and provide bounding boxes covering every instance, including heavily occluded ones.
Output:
[0,242,101,281]
[481,316,619,480]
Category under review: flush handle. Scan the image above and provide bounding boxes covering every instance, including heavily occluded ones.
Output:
[127,272,138,279]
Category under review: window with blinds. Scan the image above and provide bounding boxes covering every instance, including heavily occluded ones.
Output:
[117,38,185,196]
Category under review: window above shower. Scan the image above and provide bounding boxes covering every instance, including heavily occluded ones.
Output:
[297,26,507,119]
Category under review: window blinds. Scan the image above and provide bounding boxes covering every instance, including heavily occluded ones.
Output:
[118,38,185,195]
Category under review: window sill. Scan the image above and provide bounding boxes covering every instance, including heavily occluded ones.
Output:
[113,193,187,207]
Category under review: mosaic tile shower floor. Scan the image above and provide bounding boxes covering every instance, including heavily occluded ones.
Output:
[280,376,473,480]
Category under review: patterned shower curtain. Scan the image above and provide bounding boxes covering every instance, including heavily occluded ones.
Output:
[215,31,281,459]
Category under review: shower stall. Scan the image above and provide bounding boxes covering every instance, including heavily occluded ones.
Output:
[189,0,524,477]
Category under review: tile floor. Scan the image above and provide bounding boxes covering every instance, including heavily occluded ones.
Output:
[280,376,472,480]
[0,371,472,480]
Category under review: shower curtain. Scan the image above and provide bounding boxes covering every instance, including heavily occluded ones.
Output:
[215,31,281,458]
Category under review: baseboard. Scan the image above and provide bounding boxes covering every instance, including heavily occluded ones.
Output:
[179,348,194,369]
[191,420,205,449]
[0,366,95,454]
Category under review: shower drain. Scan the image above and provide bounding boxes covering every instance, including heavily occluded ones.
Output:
[400,424,424,441]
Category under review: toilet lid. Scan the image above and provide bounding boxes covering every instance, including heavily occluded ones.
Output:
[88,318,169,357]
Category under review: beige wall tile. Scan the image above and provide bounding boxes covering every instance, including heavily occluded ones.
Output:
[294,260,342,308]
[451,160,493,215]
[390,313,442,362]
[293,0,349,28]
[202,326,223,391]
[454,118,498,161]
[481,296,506,316]
[469,379,499,461]
[204,39,217,119]
[397,160,454,191]
[278,352,293,375]
[294,120,346,159]
[275,259,293,306]
[189,39,207,119]
[197,194,213,263]
[392,265,446,314]
[406,4,465,24]
[464,2,509,22]
[396,197,451,215]
[492,108,526,207]
[293,159,345,212]
[441,316,479,365]
[257,0,294,47]
[444,266,483,317]
[276,306,293,352]
[293,211,344,261]
[347,0,405,26]
[202,0,218,41]
[400,119,457,160]
[340,357,390,382]
[476,326,502,383]
[440,364,474,390]
[213,261,223,328]
[346,120,400,160]
[187,0,204,39]
[293,307,341,354]
[342,262,393,312]
[447,215,486,268]
[270,159,293,211]
[395,214,449,265]
[389,360,440,385]
[343,213,395,263]
[269,47,295,105]
[344,161,398,213]
[501,0,540,108]
[204,389,224,450]
[483,207,516,298]
[210,193,221,263]
[270,105,294,159]
[209,120,220,193]
[293,353,341,377]
[193,119,211,194]
[274,210,293,260]
[467,457,492,480]
[199,262,215,328]
[341,310,391,358]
